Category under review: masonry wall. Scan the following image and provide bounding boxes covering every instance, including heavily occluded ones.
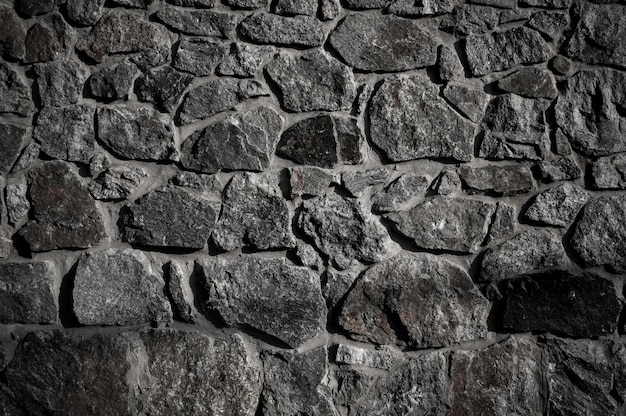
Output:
[1,0,626,414]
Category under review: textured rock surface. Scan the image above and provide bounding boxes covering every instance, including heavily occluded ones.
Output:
[372,172,430,213]
[5,181,29,224]
[0,124,27,174]
[334,344,397,370]
[34,61,88,107]
[24,13,75,64]
[88,60,137,99]
[289,167,336,198]
[155,6,235,37]
[0,63,34,116]
[173,38,226,76]
[497,67,557,99]
[239,13,324,47]
[33,106,96,163]
[165,261,196,323]
[591,153,626,189]
[0,261,57,324]
[66,0,105,26]
[459,164,534,195]
[442,83,488,123]
[0,7,26,60]
[89,166,147,200]
[525,183,589,227]
[135,67,193,112]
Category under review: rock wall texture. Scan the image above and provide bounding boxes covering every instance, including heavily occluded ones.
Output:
[1,0,626,414]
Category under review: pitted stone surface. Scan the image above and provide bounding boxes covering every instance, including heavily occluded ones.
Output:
[525,183,589,227]
[155,5,235,37]
[67,0,105,26]
[0,63,33,116]
[0,124,27,174]
[35,61,88,108]
[173,39,227,77]
[88,60,138,99]
[238,13,324,47]
[459,164,534,195]
[135,66,193,113]
[33,106,96,163]
[0,261,57,324]
[591,153,626,189]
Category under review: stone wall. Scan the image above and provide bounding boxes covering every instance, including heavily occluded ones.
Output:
[1,0,626,414]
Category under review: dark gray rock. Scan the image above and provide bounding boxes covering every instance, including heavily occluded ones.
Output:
[166,0,216,5]
[165,261,196,323]
[322,268,358,308]
[555,69,626,156]
[297,192,396,269]
[12,142,40,172]
[459,164,534,195]
[224,0,266,9]
[89,166,147,200]
[343,0,387,8]
[538,157,582,183]
[480,229,565,283]
[499,8,531,23]
[387,197,495,253]
[440,5,499,35]
[520,0,571,6]
[155,5,235,37]
[0,226,12,258]
[441,82,488,123]
[438,45,463,81]
[0,261,57,324]
[336,369,375,412]
[370,75,474,162]
[97,106,177,161]
[503,271,621,338]
[140,330,261,416]
[73,249,171,325]
[15,0,56,15]
[432,169,461,196]
[550,55,571,75]
[266,51,354,112]
[464,27,553,77]
[329,13,438,72]
[479,134,547,161]
[24,13,75,64]
[612,343,626,403]
[212,172,295,251]
[6,181,29,224]
[0,63,33,116]
[217,43,274,77]
[275,0,316,16]
[18,161,106,251]
[387,0,455,16]
[239,13,324,47]
[33,106,95,163]
[170,171,222,192]
[289,167,336,198]
[0,6,26,60]
[486,202,516,243]
[135,67,193,113]
[261,348,337,416]
[527,11,568,40]
[591,153,626,189]
[569,195,626,273]
[67,0,105,26]
[181,107,282,174]
[111,0,151,6]
[554,129,572,156]
[120,187,220,250]
[88,60,138,100]
[172,39,227,77]
[89,152,110,176]
[335,344,397,370]
[339,253,488,347]
[450,337,542,415]
[177,78,267,124]
[525,183,589,227]
[371,172,429,213]
[197,256,326,347]
[294,240,322,269]
[497,67,557,99]
[34,61,88,108]
[342,169,389,197]
[0,124,27,174]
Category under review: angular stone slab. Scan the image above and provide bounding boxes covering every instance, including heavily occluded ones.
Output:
[238,13,324,47]
[172,38,227,77]
[0,124,27,174]
[197,256,326,347]
[88,60,138,100]
[486,202,516,243]
[527,11,568,41]
[89,166,147,200]
[35,61,88,108]
[165,261,196,323]
[525,183,589,227]
[155,5,235,37]
[371,172,430,213]
[289,167,336,199]
[591,153,626,189]
[24,13,75,64]
[439,5,499,35]
[329,13,437,72]
[0,6,26,60]
[73,249,172,325]
[0,63,33,116]
[459,164,534,195]
[0,261,57,324]
[497,67,557,99]
[339,253,488,348]
[335,344,397,370]
[120,187,220,250]
[217,42,275,78]
[6,181,29,224]
[538,157,582,183]
[66,0,106,26]
[502,271,621,338]
[441,83,488,123]
[387,0,455,16]
[135,66,193,113]
[341,169,389,197]
[369,75,474,162]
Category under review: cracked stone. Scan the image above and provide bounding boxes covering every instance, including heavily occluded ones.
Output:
[341,169,389,197]
[239,13,324,47]
[591,153,626,189]
[165,261,196,323]
[527,11,568,40]
[155,5,235,37]
[89,166,147,200]
[459,164,535,195]
[12,142,40,172]
[135,67,193,113]
[441,82,488,123]
[0,261,57,324]
[0,63,33,116]
[538,157,582,183]
[0,124,27,174]
[172,39,227,77]
[371,172,430,213]
[432,170,461,196]
[88,60,137,100]
[217,43,274,78]
[525,183,589,227]
[24,13,75,64]
[33,106,95,163]
[497,67,557,99]
[440,5,499,35]
[289,167,336,199]
[34,61,88,108]
[0,6,26,60]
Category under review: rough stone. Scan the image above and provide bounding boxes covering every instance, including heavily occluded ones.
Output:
[441,83,488,123]
[520,0,571,6]
[486,202,516,243]
[24,13,75,64]
[140,330,261,415]
[238,13,324,47]
[294,241,322,269]
[335,369,375,409]
[155,6,235,37]
[438,45,463,81]
[0,6,26,60]
[172,39,227,77]
[34,61,88,108]
[12,142,40,172]
[322,268,358,308]
[0,226,12,258]
[112,0,151,6]
[340,254,488,347]
[591,153,626,189]
[88,60,138,100]
[297,192,396,269]
[499,9,531,23]
[329,14,438,72]
[197,256,326,347]
[73,249,171,325]
[538,157,582,183]
[15,0,56,16]
[440,5,499,35]
[525,183,589,227]
[6,182,29,224]
[450,337,542,415]
[89,166,147,200]
[165,261,196,323]
[33,106,95,163]
[0,261,57,324]
[97,106,177,161]
[67,0,105,26]
[223,0,266,9]
[387,0,455,16]
[261,348,337,416]
[275,0,316,16]
[335,344,397,370]
[266,51,354,112]
[177,78,267,124]
[181,107,282,174]
[370,75,475,162]
[289,167,336,198]
[550,55,571,75]
[0,63,33,116]
[502,271,621,338]
[527,11,568,40]
[0,124,27,174]
[464,27,553,77]
[120,187,220,250]
[371,172,430,213]
[497,67,557,99]
[320,0,340,20]
[342,169,389,197]
[135,67,193,112]
[554,129,572,156]
[387,197,495,253]
[166,0,216,5]
[217,43,274,77]
[212,172,295,251]
[432,169,461,196]
[343,0,387,8]
[480,229,565,283]
[170,172,222,192]
[459,164,534,195]
[18,162,106,251]
[569,195,626,273]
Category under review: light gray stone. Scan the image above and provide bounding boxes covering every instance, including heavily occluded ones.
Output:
[459,164,535,195]
[217,43,274,77]
[0,226,12,258]
[0,6,26,60]
[5,182,29,224]
[289,167,336,199]
[335,344,397,370]
[223,0,266,9]
[24,13,75,64]
[441,82,488,123]
[275,0,316,16]
[0,63,33,116]
[0,124,27,174]
[67,0,105,26]
[135,67,193,113]
[0,261,57,324]
[166,0,216,5]
[320,0,340,20]
[170,172,222,192]
[550,55,571,76]
[387,0,455,16]
[33,106,95,163]
[432,169,461,196]
[438,45,463,81]
[88,60,138,100]
[155,5,235,37]
[34,61,88,108]
[295,241,322,269]
[173,39,227,77]
[486,202,516,243]
[341,169,389,197]
[538,157,582,183]
[371,172,430,213]
[525,183,589,227]
[89,166,147,200]
[440,5,499,35]
[497,67,557,99]
[519,0,571,6]
[12,143,40,172]
[591,153,626,189]
[165,261,196,323]
[239,13,324,47]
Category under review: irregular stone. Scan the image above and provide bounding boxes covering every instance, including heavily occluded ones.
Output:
[569,195,626,273]
[12,142,40,172]
[480,133,548,161]
[140,330,261,415]
[170,172,222,192]
[0,6,26,60]
[111,0,151,6]
[197,256,326,347]
[370,75,474,162]
[527,11,568,40]
[525,183,589,227]
[67,0,105,26]
[371,172,430,213]
[486,202,516,243]
[155,6,235,37]
[88,60,138,100]
[73,249,171,325]
[0,63,33,116]
[335,344,397,370]
[520,0,571,6]
[289,167,336,198]
[440,5,499,35]
[223,0,266,9]
[329,13,438,72]
[165,261,195,323]
[6,181,29,224]
[554,129,572,156]
[217,43,274,77]
[387,0,455,16]
[0,124,27,174]
[172,38,227,77]
[297,192,396,269]
[266,51,354,112]
[320,0,340,20]
[497,67,557,99]
[438,45,463,81]
[555,69,626,156]
[441,82,488,123]
[336,369,376,409]
[97,106,177,161]
[89,166,147,200]
[275,0,316,16]
[613,344,626,403]
[342,169,389,197]
[24,13,75,64]
[0,261,57,324]
[294,241,322,269]
[340,254,488,347]
[450,338,542,415]
[261,348,337,416]
[538,157,582,182]
[181,107,282,173]
[77,13,170,63]
[212,172,295,251]
[239,13,324,47]
[503,271,621,337]
[480,229,565,283]
[550,55,571,75]
[432,169,461,196]
[33,106,95,163]
[34,61,88,107]
[387,197,495,253]
[166,0,216,5]
[499,8,531,23]
[566,3,626,69]
[177,78,267,124]
[591,153,626,189]
[15,0,56,15]
[343,0,387,8]
[0,226,12,258]
[18,161,106,251]
[135,67,193,112]
[323,268,359,308]
[459,164,534,195]
[464,27,553,77]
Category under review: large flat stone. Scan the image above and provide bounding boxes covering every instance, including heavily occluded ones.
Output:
[524,183,589,227]
[33,106,96,163]
[238,13,324,47]
[459,164,534,195]
[156,5,235,37]
[0,261,57,324]
[172,38,227,77]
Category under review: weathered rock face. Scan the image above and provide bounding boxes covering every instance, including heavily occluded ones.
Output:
[372,172,430,213]
[334,344,397,370]
[173,38,227,76]
[442,83,488,123]
[197,256,326,347]
[0,261,57,324]
[33,106,96,163]
[0,63,34,116]
[155,5,235,37]
[238,13,324,47]
[24,13,75,64]
[66,0,106,26]
[34,61,88,108]
[89,166,147,200]
[525,183,589,227]
[591,153,626,189]
[88,60,137,99]
[0,7,26,60]
[0,124,27,174]
[459,164,534,195]
[339,254,488,348]
[217,42,274,77]
[135,66,193,112]
[289,167,336,199]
